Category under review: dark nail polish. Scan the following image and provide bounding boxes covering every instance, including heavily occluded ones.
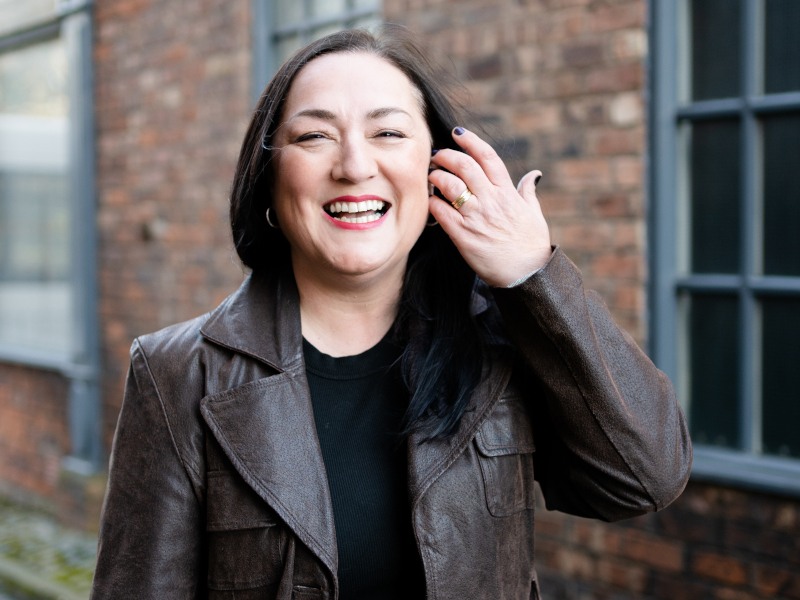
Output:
[431,148,439,156]
[534,174,542,185]
[453,127,465,136]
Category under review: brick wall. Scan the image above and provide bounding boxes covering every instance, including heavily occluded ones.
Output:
[0,364,70,502]
[535,481,800,599]
[94,0,253,450]
[387,0,648,339]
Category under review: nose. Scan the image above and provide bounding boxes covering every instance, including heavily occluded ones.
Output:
[331,136,378,183]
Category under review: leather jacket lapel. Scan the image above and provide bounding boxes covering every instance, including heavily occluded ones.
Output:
[198,271,338,576]
[201,270,304,371]
[200,368,338,578]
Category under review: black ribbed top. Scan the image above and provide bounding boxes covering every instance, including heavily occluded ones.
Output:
[303,334,425,599]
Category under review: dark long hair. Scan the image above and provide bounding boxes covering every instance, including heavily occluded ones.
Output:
[230,26,485,440]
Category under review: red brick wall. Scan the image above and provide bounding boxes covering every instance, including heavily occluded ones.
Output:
[94,0,253,449]
[388,0,649,339]
[536,481,800,599]
[0,364,70,501]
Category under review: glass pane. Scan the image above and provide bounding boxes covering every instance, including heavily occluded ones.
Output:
[761,298,800,458]
[763,113,800,275]
[688,294,740,449]
[689,119,741,273]
[0,0,58,36]
[351,15,382,32]
[275,0,304,28]
[310,0,347,20]
[690,0,742,100]
[310,23,345,42]
[276,33,304,64]
[0,37,73,356]
[764,0,800,93]
[352,0,381,10]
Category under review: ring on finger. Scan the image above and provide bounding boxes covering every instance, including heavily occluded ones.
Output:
[452,188,474,211]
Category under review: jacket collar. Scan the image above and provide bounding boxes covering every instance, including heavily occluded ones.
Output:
[200,270,303,372]
[198,271,339,580]
[196,269,510,579]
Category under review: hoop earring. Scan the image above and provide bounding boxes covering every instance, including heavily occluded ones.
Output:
[426,214,439,227]
[265,207,279,229]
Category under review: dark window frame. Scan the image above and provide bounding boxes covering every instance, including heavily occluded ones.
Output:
[649,0,800,495]
[250,0,383,102]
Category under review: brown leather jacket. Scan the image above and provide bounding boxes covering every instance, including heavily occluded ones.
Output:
[91,248,691,599]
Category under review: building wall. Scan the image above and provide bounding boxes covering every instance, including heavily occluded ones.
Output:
[388,0,649,339]
[94,0,253,450]
[1,0,799,598]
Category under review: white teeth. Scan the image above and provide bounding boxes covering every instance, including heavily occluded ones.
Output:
[336,212,382,223]
[328,199,385,214]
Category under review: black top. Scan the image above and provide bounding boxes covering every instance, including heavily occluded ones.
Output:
[303,333,426,599]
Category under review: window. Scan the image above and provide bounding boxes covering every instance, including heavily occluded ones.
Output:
[251,0,382,99]
[0,37,72,357]
[650,0,800,493]
[0,0,99,470]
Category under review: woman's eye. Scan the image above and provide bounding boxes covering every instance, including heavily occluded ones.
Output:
[296,132,326,142]
[376,130,405,139]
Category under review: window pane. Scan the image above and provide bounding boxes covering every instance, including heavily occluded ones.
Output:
[0,37,73,357]
[688,294,740,449]
[275,0,304,28]
[310,0,347,20]
[762,298,800,458]
[689,119,741,273]
[276,33,304,64]
[763,113,800,275]
[764,0,800,93]
[310,23,345,42]
[352,0,381,10]
[690,0,742,100]
[351,15,382,31]
[0,0,57,36]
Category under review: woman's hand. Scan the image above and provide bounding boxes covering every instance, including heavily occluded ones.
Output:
[428,127,552,287]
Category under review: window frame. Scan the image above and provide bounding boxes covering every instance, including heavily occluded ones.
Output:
[0,0,100,472]
[649,0,800,495]
[250,0,383,102]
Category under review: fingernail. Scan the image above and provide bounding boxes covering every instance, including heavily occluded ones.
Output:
[431,148,439,156]
[453,126,466,136]
[534,174,542,185]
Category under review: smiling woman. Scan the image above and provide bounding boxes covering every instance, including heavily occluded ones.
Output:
[91,26,692,600]
[269,51,432,315]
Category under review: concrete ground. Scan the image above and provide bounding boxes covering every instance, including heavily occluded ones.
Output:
[0,498,95,600]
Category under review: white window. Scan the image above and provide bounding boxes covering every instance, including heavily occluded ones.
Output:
[0,0,99,469]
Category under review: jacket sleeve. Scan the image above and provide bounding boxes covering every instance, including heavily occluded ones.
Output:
[91,339,206,599]
[492,247,692,522]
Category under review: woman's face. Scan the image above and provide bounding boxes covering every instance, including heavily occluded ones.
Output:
[271,51,433,285]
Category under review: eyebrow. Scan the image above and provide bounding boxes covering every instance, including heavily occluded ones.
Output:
[287,107,413,122]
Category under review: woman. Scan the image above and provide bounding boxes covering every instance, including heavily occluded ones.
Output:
[91,27,691,600]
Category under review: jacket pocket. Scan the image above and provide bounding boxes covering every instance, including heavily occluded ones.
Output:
[475,398,536,517]
[206,470,286,592]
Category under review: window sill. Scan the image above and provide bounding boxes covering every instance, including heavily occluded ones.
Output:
[0,345,90,379]
[691,445,800,498]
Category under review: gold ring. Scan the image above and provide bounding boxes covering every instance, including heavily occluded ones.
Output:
[452,188,473,210]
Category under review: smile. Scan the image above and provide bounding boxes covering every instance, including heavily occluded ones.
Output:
[324,199,389,224]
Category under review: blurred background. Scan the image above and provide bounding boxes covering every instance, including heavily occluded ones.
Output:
[0,0,798,598]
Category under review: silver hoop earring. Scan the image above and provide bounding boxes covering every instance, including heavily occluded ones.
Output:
[265,207,279,229]
[426,214,439,227]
